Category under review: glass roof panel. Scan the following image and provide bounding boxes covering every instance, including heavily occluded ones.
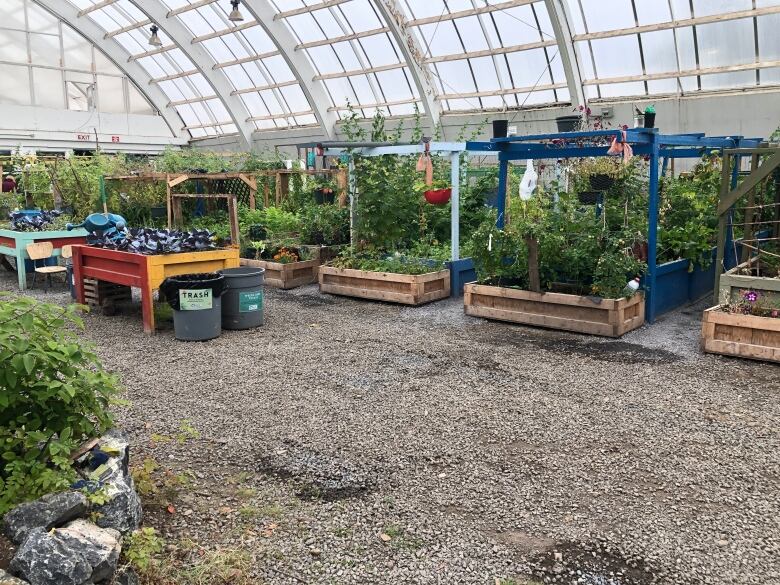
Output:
[37,0,780,135]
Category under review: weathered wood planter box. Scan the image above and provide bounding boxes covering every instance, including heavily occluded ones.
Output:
[701,306,780,363]
[463,283,645,337]
[718,257,780,304]
[240,257,319,289]
[319,266,450,305]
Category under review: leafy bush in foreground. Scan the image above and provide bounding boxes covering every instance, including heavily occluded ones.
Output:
[0,295,120,514]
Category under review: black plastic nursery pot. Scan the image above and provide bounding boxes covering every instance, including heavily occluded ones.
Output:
[556,115,581,132]
[492,119,509,139]
[242,246,258,260]
[589,174,615,191]
[160,273,226,341]
[644,112,656,128]
[314,189,336,204]
[150,205,167,219]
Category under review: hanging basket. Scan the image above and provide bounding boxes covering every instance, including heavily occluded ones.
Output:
[424,188,452,205]
[589,174,615,191]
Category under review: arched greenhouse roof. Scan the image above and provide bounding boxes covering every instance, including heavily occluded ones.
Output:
[14,0,780,145]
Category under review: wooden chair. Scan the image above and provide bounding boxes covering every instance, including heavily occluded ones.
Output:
[25,242,67,291]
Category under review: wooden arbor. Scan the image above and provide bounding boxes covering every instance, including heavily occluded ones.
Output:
[713,144,780,301]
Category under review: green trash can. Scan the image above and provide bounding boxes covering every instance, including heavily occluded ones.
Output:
[218,266,265,330]
[160,273,226,341]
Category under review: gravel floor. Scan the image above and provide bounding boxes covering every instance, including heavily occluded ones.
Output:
[3,270,779,585]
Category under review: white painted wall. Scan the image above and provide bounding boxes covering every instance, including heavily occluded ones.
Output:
[0,104,187,153]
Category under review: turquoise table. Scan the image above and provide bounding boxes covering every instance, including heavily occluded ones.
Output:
[0,228,88,290]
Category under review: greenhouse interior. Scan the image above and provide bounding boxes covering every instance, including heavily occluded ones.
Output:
[1,1,779,584]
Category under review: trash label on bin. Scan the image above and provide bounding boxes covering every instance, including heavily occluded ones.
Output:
[179,289,212,310]
[239,290,263,313]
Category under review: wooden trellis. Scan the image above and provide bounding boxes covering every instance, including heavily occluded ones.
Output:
[713,143,780,301]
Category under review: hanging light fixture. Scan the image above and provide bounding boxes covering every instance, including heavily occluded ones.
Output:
[228,0,244,22]
[148,25,162,47]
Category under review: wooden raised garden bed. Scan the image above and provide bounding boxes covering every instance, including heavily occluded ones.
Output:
[240,257,320,289]
[319,266,450,305]
[701,306,780,363]
[718,257,780,305]
[463,283,645,337]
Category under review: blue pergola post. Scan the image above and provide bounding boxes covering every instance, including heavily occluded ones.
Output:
[723,153,742,269]
[646,136,662,323]
[496,159,509,229]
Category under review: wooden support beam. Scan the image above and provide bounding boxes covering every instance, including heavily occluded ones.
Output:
[718,150,780,214]
[526,236,541,293]
[167,174,189,189]
[713,152,732,303]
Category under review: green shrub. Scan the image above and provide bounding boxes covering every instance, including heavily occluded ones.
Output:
[0,295,120,514]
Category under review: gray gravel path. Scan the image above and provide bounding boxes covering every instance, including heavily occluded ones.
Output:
[3,271,779,585]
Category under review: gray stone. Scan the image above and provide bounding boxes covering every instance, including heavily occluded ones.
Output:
[93,476,142,535]
[2,491,88,545]
[0,568,29,585]
[96,429,130,480]
[9,527,92,585]
[55,520,121,584]
[112,566,139,585]
[9,520,121,585]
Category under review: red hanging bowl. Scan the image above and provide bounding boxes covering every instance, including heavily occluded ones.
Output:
[424,187,452,205]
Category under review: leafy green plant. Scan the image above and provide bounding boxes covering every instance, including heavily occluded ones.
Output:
[0,295,119,514]
[331,248,444,275]
[299,204,349,245]
[124,527,165,571]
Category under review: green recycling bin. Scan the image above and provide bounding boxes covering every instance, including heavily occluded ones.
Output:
[218,266,265,330]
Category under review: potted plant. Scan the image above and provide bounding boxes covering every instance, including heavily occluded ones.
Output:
[311,177,337,205]
[575,157,624,191]
[415,179,452,206]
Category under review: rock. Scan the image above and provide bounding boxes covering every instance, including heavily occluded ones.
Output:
[93,476,142,535]
[2,491,89,545]
[113,566,139,585]
[10,520,121,585]
[96,429,130,479]
[56,520,121,583]
[0,568,29,584]
[9,527,92,585]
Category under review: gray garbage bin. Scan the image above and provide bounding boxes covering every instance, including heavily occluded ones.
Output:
[218,266,265,330]
[160,273,226,341]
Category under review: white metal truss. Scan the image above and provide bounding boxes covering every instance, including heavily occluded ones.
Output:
[374,0,441,129]
[125,0,254,148]
[545,0,586,109]
[241,0,339,138]
[31,0,187,141]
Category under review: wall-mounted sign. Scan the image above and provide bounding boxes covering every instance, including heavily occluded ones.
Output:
[111,136,120,143]
[76,134,91,141]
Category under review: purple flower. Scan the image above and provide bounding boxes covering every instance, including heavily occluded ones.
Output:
[743,290,759,303]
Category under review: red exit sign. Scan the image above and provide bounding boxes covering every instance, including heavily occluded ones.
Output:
[111,136,120,143]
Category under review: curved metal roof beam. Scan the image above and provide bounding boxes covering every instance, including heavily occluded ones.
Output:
[240,0,338,139]
[31,0,187,141]
[127,0,254,149]
[374,0,441,129]
[544,0,587,108]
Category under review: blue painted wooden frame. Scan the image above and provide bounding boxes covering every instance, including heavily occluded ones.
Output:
[466,130,764,322]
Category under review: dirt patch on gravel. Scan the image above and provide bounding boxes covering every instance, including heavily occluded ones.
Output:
[257,441,378,501]
[480,325,682,365]
[529,541,654,584]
